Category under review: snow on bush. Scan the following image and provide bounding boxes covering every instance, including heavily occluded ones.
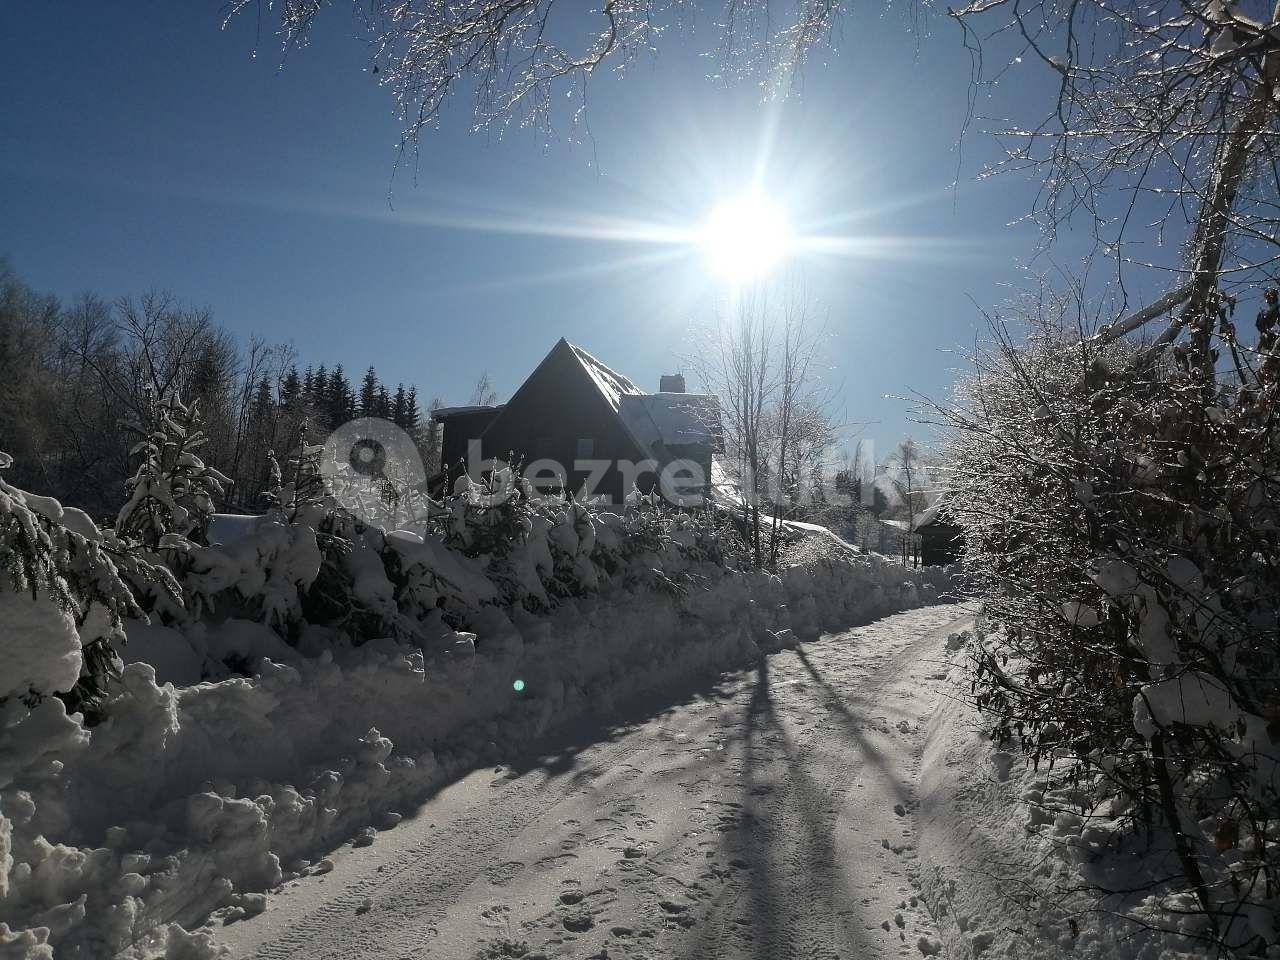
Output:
[921,628,1280,960]
[937,303,1280,954]
[1,442,949,958]
[117,395,229,551]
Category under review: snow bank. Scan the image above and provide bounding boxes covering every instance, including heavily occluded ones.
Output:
[0,591,82,704]
[916,629,1259,960]
[2,513,946,958]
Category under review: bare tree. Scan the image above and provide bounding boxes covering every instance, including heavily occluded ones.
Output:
[887,436,924,566]
[468,371,499,407]
[929,289,1280,949]
[226,0,1280,376]
[225,0,842,158]
[766,294,834,565]
[687,282,833,567]
[946,0,1280,375]
[687,289,776,565]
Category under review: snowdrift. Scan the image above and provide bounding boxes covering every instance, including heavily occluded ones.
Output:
[915,628,1270,960]
[2,476,952,958]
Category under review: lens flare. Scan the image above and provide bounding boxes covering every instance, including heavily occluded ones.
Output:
[699,194,794,282]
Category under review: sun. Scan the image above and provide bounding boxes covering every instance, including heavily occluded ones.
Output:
[699,193,794,283]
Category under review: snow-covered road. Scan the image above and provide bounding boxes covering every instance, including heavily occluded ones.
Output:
[217,604,972,960]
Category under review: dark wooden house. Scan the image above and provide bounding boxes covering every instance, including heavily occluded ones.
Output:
[433,338,721,504]
[915,497,964,567]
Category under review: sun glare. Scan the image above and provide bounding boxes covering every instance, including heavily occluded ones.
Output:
[699,194,794,283]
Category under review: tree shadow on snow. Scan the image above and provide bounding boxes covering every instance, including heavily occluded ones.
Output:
[680,653,889,960]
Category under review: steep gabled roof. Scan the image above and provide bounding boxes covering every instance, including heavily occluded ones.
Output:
[476,339,645,459]
[478,338,720,463]
[565,340,644,410]
[913,493,956,529]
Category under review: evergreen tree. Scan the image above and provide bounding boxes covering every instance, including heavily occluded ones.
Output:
[117,394,229,548]
[280,365,302,409]
[392,383,408,428]
[359,365,380,418]
[1,450,168,717]
[328,364,352,426]
[251,376,273,421]
[376,384,390,419]
[870,485,889,517]
[312,363,329,424]
[404,386,421,432]
[302,365,316,406]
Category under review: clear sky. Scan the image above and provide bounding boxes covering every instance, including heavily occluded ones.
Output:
[0,1,1096,461]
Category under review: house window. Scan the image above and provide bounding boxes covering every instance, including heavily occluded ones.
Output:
[576,438,595,458]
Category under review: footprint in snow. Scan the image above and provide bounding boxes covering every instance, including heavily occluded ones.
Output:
[561,912,594,933]
[485,861,526,886]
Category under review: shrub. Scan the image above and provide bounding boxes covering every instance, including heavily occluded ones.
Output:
[939,300,1280,952]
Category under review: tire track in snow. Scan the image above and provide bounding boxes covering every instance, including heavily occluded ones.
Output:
[219,604,971,960]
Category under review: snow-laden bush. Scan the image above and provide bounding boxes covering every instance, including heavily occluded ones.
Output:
[0,405,947,958]
[0,451,177,718]
[150,460,748,671]
[0,453,184,954]
[939,302,1280,953]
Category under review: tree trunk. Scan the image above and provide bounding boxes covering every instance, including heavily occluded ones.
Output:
[1150,14,1280,374]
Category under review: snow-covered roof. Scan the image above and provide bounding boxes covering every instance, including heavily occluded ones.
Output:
[913,494,952,529]
[876,496,952,533]
[476,338,721,462]
[433,404,504,419]
[618,393,720,456]
[566,341,644,411]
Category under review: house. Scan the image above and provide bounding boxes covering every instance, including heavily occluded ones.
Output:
[433,338,722,504]
[915,497,963,566]
[872,496,963,567]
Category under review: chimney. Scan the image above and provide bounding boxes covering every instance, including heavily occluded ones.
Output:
[659,373,686,393]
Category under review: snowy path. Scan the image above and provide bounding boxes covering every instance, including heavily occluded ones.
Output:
[217,604,971,960]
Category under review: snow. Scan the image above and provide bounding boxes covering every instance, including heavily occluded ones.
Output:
[867,499,948,535]
[430,404,504,418]
[57,509,102,543]
[567,341,644,411]
[0,441,970,958]
[206,513,263,546]
[215,605,971,960]
[117,621,205,687]
[0,590,82,703]
[1,507,951,958]
[915,628,1267,960]
[177,516,322,629]
[912,497,948,529]
[1132,671,1240,738]
[617,393,720,455]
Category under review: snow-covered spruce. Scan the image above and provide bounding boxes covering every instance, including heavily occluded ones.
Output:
[0,452,951,959]
[117,395,230,551]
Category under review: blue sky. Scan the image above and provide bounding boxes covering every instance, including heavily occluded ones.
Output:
[1,1,1094,460]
